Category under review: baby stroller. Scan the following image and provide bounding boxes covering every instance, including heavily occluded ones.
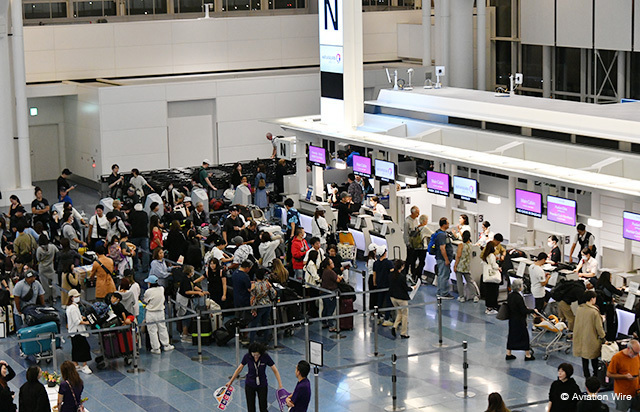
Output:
[337,231,357,268]
[531,314,572,360]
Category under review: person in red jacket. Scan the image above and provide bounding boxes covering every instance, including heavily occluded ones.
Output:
[291,227,309,282]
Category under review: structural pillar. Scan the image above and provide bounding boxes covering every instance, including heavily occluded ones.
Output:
[617,51,626,102]
[439,0,450,86]
[422,0,431,67]
[542,46,552,98]
[11,0,32,190]
[476,0,486,90]
[449,0,473,88]
[0,0,18,206]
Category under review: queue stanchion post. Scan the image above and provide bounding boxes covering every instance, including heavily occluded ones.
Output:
[432,296,447,347]
[384,353,405,411]
[330,291,344,340]
[128,322,145,373]
[304,316,310,362]
[191,313,210,362]
[362,270,367,318]
[368,306,384,358]
[455,340,475,398]
[235,326,240,366]
[314,365,319,412]
[50,333,57,372]
[272,302,281,349]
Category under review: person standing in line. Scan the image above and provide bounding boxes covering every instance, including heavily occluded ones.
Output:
[529,252,551,312]
[227,342,284,412]
[607,339,640,412]
[57,361,84,412]
[36,234,58,304]
[65,289,92,374]
[143,275,175,354]
[403,206,420,276]
[346,173,363,206]
[0,360,17,412]
[410,214,433,284]
[481,241,501,314]
[291,227,309,282]
[286,360,312,412]
[596,271,623,342]
[389,259,416,339]
[311,207,329,247]
[107,164,125,200]
[434,217,455,299]
[320,258,342,332]
[505,279,536,361]
[373,246,395,326]
[336,192,355,232]
[31,187,51,232]
[129,168,154,198]
[128,203,149,274]
[573,290,605,378]
[484,392,510,412]
[453,230,480,303]
[90,245,116,301]
[547,363,581,412]
[18,365,50,412]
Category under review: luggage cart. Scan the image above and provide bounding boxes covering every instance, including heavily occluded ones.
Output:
[531,314,572,360]
[95,327,134,370]
[17,322,60,364]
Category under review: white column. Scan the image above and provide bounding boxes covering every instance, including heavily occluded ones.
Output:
[422,0,431,67]
[542,45,552,98]
[476,0,487,90]
[624,199,633,271]
[617,51,626,101]
[11,0,32,189]
[440,0,450,86]
[389,152,398,222]
[312,165,324,201]
[0,2,18,205]
[434,0,442,66]
[449,0,473,88]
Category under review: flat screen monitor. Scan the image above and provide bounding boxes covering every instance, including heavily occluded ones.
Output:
[452,175,478,203]
[515,189,542,218]
[546,195,577,226]
[374,159,396,183]
[352,154,372,178]
[426,171,450,197]
[308,145,326,168]
[623,211,640,242]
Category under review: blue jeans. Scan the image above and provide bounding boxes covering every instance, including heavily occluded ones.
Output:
[249,307,271,344]
[129,237,150,274]
[435,259,451,296]
[294,269,304,282]
[322,297,337,327]
[377,290,392,321]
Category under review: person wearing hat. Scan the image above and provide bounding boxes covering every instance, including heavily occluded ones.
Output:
[223,205,245,244]
[57,168,76,202]
[123,186,140,208]
[143,274,175,354]
[232,236,254,270]
[311,207,329,247]
[198,159,218,195]
[13,271,45,317]
[65,289,92,374]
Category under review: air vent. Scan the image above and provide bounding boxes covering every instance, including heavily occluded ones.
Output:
[575,135,619,150]
[531,129,572,143]
[485,122,521,135]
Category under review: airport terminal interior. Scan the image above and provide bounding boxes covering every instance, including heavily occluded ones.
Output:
[2,0,640,411]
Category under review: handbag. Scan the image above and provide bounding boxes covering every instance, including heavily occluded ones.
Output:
[483,261,502,284]
[66,380,85,412]
[601,341,620,363]
[496,303,510,320]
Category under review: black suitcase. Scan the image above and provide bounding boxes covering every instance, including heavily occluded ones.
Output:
[189,316,214,345]
[596,360,613,391]
[214,328,234,346]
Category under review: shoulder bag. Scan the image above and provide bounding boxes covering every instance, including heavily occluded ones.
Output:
[66,380,85,412]
[496,303,510,320]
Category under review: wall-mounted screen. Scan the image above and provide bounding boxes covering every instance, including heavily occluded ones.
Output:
[515,189,542,218]
[547,195,577,226]
[623,211,640,242]
[374,159,396,183]
[308,145,327,168]
[452,175,478,203]
[352,155,372,178]
[426,171,450,197]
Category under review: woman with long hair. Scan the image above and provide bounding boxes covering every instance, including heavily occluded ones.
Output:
[0,360,16,412]
[453,230,480,303]
[149,214,163,251]
[165,220,187,262]
[36,233,58,303]
[149,248,172,289]
[66,289,92,374]
[271,258,289,285]
[7,195,21,218]
[320,257,342,332]
[58,238,81,306]
[206,258,227,305]
[485,392,510,412]
[596,271,624,341]
[389,259,415,339]
[57,361,84,412]
[19,365,49,412]
[231,162,243,188]
[481,241,501,315]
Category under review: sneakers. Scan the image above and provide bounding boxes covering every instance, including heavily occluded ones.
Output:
[164,345,175,352]
[485,309,498,315]
[79,365,92,374]
[437,294,455,300]
[181,334,191,343]
[150,348,162,355]
[525,355,536,361]
[382,320,394,327]
[391,327,396,337]
[400,335,410,339]
[458,297,466,303]
[473,296,480,303]
[505,354,516,361]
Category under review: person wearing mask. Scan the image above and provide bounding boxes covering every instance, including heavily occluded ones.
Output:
[61,212,84,251]
[87,205,109,250]
[389,259,416,339]
[570,223,596,263]
[347,173,363,206]
[434,217,455,299]
[454,230,480,303]
[258,231,283,268]
[226,342,283,412]
[65,289,92,374]
[573,290,606,378]
[452,214,471,241]
[320,258,342,332]
[36,234,58,303]
[286,360,312,412]
[0,360,16,412]
[481,241,501,314]
[129,168,154,198]
[311,207,329,247]
[291,227,309,282]
[574,248,599,281]
[548,363,581,412]
[249,268,275,344]
[577,377,610,412]
[477,221,494,248]
[547,235,562,265]
[596,271,624,341]
[107,164,125,200]
[336,192,355,232]
[403,206,420,277]
[31,187,51,231]
[143,274,175,354]
[230,162,243,188]
[206,258,227,306]
[90,245,116,301]
[529,252,551,312]
[19,365,50,412]
[128,203,149,273]
[505,279,537,361]
[373,246,394,326]
[369,196,387,216]
[165,220,187,263]
[607,339,640,411]
[223,205,245,245]
[484,392,510,412]
[57,361,84,412]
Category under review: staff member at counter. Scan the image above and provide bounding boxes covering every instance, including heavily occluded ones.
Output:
[569,223,596,263]
[574,248,598,280]
[547,235,561,265]
[336,192,356,231]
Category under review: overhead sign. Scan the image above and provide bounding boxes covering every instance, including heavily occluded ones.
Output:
[318,0,343,46]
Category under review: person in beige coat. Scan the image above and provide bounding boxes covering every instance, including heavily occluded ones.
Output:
[572,290,605,378]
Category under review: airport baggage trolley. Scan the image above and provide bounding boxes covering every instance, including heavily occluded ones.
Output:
[95,328,134,369]
[531,314,572,360]
[337,231,358,268]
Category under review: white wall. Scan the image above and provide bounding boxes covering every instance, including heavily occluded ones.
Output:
[23,11,421,82]
[64,85,102,182]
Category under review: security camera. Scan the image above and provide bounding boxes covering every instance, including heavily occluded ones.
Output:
[435,66,446,76]
[407,68,414,74]
[515,73,523,85]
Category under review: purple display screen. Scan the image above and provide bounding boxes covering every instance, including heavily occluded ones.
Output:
[546,195,577,226]
[308,145,326,167]
[352,155,372,177]
[374,159,396,183]
[515,189,542,218]
[426,171,450,197]
[452,176,478,203]
[623,211,640,242]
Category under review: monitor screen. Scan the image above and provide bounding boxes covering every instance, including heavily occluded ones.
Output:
[426,171,450,197]
[546,195,577,226]
[623,211,640,242]
[308,145,326,168]
[374,159,396,183]
[515,189,542,218]
[352,154,372,178]
[452,176,478,203]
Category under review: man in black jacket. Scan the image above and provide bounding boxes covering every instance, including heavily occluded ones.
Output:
[552,279,586,332]
[128,204,149,274]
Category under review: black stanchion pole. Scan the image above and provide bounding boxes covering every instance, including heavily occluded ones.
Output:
[128,323,146,373]
[384,353,405,411]
[314,365,319,412]
[272,302,281,349]
[330,291,344,339]
[432,296,447,347]
[191,313,210,362]
[455,340,476,398]
[50,334,57,372]
[362,270,367,317]
[368,306,384,358]
[304,316,310,362]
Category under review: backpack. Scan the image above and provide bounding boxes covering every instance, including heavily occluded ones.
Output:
[409,228,424,249]
[258,178,266,190]
[428,229,442,256]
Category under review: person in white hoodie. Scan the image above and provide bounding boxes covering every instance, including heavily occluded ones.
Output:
[143,275,175,355]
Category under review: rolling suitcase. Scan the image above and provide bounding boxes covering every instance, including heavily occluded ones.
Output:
[339,298,354,331]
[101,331,122,359]
[190,316,214,345]
[17,321,59,356]
[596,360,613,391]
[214,328,233,346]
[118,330,133,355]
